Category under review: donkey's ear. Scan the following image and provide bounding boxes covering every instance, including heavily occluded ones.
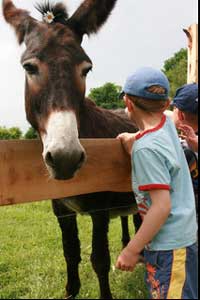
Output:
[67,0,117,41]
[2,0,34,44]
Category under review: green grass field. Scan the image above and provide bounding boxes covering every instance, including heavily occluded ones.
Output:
[0,201,148,299]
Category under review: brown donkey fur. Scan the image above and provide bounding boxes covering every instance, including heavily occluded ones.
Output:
[3,1,142,298]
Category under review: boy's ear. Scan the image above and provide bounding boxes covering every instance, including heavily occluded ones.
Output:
[162,99,171,112]
[165,99,171,110]
[126,99,134,113]
[178,109,185,121]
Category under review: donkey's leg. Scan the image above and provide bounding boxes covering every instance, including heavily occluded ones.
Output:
[52,199,81,299]
[133,212,142,233]
[120,216,130,248]
[90,212,112,299]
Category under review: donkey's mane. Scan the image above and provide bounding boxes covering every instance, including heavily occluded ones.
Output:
[35,1,69,25]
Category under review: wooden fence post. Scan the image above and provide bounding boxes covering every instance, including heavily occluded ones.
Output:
[183,24,198,84]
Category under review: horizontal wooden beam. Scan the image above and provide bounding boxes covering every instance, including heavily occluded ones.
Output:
[0,139,132,206]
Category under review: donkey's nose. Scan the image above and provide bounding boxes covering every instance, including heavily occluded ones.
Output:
[45,149,86,180]
[45,151,55,167]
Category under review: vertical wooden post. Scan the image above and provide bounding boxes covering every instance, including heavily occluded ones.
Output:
[183,24,198,84]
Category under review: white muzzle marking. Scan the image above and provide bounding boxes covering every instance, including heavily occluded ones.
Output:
[41,110,84,164]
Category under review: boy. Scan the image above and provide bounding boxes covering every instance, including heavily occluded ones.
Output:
[172,83,198,152]
[116,67,198,299]
[172,84,198,211]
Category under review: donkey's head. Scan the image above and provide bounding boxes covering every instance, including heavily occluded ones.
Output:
[3,0,117,180]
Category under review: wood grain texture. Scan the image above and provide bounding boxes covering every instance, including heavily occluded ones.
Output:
[0,139,132,206]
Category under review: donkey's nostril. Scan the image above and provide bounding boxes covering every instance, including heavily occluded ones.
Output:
[77,151,86,168]
[44,149,86,180]
[45,151,54,167]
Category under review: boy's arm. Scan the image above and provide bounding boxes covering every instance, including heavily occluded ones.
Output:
[116,189,171,272]
[178,124,198,152]
[117,132,139,155]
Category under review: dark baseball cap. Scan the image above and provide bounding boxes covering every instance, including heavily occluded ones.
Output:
[172,83,198,114]
[119,67,170,100]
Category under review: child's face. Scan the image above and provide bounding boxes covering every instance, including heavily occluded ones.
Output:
[172,107,197,130]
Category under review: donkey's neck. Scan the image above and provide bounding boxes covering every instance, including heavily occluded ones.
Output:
[79,98,137,138]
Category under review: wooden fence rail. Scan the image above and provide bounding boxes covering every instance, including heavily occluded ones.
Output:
[0,139,132,207]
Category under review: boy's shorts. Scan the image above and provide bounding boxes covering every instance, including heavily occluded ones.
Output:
[144,243,198,299]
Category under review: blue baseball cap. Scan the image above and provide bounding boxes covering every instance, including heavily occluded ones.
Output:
[172,83,198,114]
[120,67,170,100]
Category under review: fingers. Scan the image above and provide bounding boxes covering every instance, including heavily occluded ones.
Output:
[179,128,192,135]
[178,124,192,130]
[116,132,136,141]
[116,133,137,156]
[116,133,123,140]
[116,262,133,272]
[116,257,134,272]
[179,134,186,140]
[178,125,195,136]
[116,132,129,140]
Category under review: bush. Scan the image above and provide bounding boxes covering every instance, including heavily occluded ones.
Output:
[24,127,38,139]
[0,126,22,140]
[88,82,124,109]
[162,48,187,97]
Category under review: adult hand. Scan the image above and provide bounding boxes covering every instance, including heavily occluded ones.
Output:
[178,124,198,152]
[117,132,139,155]
[116,247,140,272]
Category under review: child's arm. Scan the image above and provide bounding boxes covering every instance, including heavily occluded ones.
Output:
[117,132,139,155]
[116,189,171,272]
[178,124,198,152]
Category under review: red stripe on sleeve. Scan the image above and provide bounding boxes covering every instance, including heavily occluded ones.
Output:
[139,184,171,191]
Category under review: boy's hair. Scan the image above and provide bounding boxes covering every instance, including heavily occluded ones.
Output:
[127,86,169,113]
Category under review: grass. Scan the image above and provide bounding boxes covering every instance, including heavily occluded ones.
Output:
[0,201,148,299]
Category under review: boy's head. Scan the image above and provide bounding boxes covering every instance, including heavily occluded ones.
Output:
[120,67,170,115]
[172,83,198,130]
[172,83,198,114]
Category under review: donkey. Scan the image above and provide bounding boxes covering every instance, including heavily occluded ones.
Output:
[3,1,142,298]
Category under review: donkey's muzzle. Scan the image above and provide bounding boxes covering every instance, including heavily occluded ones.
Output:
[45,149,86,180]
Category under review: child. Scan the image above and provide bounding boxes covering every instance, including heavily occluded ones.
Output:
[172,83,198,152]
[172,84,198,212]
[116,67,198,299]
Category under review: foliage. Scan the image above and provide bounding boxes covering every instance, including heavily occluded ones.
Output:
[89,49,187,109]
[0,126,22,140]
[24,127,38,139]
[0,201,148,299]
[88,82,124,109]
[162,48,187,98]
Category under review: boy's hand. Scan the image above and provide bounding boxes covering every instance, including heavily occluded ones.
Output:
[117,132,139,155]
[116,247,140,272]
[178,124,198,152]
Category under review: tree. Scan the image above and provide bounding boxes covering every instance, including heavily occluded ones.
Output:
[88,82,124,109]
[162,48,187,98]
[24,127,38,139]
[0,126,22,140]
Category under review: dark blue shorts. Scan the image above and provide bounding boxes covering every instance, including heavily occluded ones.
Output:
[144,243,198,299]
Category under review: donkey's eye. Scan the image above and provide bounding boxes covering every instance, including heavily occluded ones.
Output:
[23,63,38,75]
[82,66,92,77]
